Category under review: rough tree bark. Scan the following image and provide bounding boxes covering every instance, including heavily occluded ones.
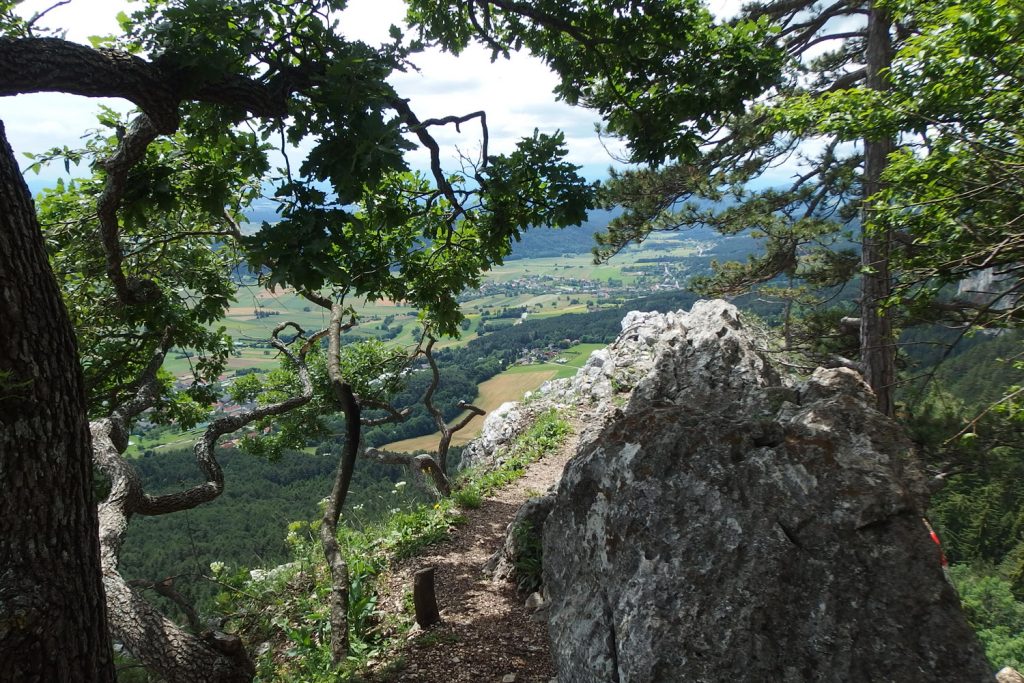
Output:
[860,1,897,417]
[0,120,116,681]
[320,302,362,663]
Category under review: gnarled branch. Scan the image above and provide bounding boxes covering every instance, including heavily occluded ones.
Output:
[91,322,318,683]
[0,37,289,131]
[420,335,485,475]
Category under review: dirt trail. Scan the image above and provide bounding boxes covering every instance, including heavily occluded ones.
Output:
[373,422,580,683]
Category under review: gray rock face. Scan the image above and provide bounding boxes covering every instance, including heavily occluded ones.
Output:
[460,401,538,469]
[542,300,991,682]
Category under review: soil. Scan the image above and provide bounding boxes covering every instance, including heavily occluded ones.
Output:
[369,421,580,683]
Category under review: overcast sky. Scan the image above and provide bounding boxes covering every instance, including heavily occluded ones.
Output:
[1,0,784,192]
[1,0,626,188]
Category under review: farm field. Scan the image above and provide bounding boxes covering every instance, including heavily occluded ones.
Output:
[163,229,703,382]
[146,230,707,457]
[381,342,603,453]
[125,424,206,458]
[381,367,558,453]
[504,342,606,380]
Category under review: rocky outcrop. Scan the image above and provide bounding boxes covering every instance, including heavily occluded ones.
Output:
[998,667,1024,683]
[533,301,991,682]
[461,401,549,469]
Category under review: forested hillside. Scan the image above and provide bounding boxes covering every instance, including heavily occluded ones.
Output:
[503,209,611,260]
[117,287,711,604]
[3,0,1024,680]
[119,448,425,613]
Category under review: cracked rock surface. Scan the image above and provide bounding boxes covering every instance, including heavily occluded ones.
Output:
[540,300,991,682]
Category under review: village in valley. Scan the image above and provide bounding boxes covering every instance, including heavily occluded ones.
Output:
[125,231,712,457]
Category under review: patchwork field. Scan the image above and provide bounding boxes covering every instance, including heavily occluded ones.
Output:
[147,230,706,456]
[380,342,604,453]
[381,367,558,453]
[164,229,702,381]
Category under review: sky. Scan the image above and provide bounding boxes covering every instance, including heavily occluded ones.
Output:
[0,0,624,188]
[0,0,785,192]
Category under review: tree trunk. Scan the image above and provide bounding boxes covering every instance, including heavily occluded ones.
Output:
[321,303,361,663]
[92,418,255,683]
[0,120,116,681]
[413,567,441,628]
[861,2,896,417]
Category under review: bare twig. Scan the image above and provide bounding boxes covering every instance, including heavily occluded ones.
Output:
[420,335,485,474]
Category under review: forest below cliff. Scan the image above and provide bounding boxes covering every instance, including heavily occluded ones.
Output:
[3,0,1024,681]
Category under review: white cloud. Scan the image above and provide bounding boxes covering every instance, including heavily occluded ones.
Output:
[708,0,746,19]
[13,0,124,41]
[0,0,613,185]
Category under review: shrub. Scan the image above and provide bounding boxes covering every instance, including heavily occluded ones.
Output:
[950,564,1024,670]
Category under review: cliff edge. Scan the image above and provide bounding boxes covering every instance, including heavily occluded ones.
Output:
[474,300,991,682]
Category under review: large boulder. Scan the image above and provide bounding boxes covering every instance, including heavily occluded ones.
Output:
[543,300,991,682]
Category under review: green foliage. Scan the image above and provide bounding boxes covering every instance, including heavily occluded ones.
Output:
[213,481,460,680]
[236,339,414,460]
[906,333,1024,596]
[35,120,253,415]
[459,408,570,497]
[480,130,593,241]
[119,447,422,606]
[413,0,871,375]
[407,0,783,163]
[863,0,1024,326]
[209,407,569,680]
[11,0,598,427]
[451,484,483,509]
[511,520,544,594]
[929,449,1024,577]
[949,565,1024,670]
[752,0,1024,345]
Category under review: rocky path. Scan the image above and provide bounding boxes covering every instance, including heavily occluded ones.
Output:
[371,423,580,683]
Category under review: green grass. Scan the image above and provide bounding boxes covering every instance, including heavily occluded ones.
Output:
[502,342,606,380]
[453,409,571,501]
[218,408,572,682]
[125,425,205,458]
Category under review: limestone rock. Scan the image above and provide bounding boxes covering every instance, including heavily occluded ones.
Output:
[998,667,1024,683]
[459,401,537,469]
[542,301,992,682]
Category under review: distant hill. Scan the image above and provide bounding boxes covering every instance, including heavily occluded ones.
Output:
[506,208,620,260]
[243,201,620,260]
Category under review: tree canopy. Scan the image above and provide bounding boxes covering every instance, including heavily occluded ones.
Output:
[5,0,1024,678]
[416,0,1022,419]
[0,0,595,679]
